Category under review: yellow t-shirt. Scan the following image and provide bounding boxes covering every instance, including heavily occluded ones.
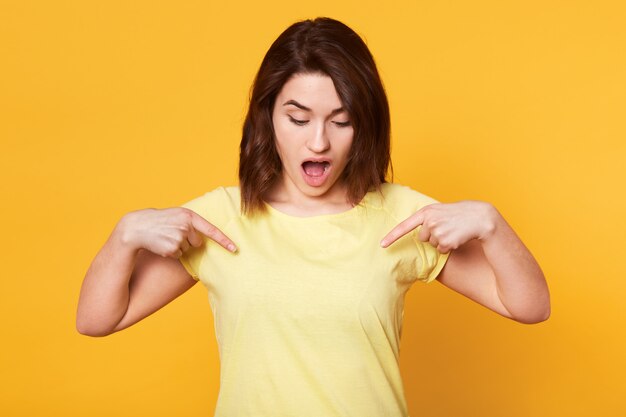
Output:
[178,183,449,417]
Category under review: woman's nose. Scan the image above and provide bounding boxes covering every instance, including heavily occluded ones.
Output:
[306,124,330,153]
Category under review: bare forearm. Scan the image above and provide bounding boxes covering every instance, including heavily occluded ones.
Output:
[76,216,139,336]
[480,206,551,323]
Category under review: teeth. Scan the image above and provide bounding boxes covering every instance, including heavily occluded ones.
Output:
[301,161,331,172]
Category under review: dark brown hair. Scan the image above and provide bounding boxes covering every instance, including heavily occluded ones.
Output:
[239,17,392,215]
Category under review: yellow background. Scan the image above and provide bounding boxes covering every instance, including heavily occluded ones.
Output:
[1,1,624,416]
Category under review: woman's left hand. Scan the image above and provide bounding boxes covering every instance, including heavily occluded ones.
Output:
[380,201,499,253]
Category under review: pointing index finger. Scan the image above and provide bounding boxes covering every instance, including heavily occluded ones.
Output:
[189,211,238,253]
[380,211,425,248]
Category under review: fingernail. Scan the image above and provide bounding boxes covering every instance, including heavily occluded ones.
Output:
[380,239,387,248]
[228,244,237,252]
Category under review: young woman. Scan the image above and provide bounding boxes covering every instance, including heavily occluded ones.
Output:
[77,17,550,417]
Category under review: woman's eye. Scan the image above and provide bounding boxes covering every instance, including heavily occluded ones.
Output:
[333,121,351,127]
[288,116,308,126]
[287,116,350,127]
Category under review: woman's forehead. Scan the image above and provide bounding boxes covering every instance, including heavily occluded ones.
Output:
[276,73,344,112]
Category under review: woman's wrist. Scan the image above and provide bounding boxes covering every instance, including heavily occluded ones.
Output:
[476,201,500,241]
[114,212,144,254]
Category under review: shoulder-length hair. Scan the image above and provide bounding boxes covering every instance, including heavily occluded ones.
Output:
[239,17,392,215]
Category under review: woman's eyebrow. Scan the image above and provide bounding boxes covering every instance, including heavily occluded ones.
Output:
[283,99,345,116]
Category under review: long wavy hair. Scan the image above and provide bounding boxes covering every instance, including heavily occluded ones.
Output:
[239,17,392,215]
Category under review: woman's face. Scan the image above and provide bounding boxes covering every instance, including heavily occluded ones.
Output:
[271,72,354,202]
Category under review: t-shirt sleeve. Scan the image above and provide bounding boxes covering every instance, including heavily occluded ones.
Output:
[414,237,450,284]
[177,195,206,282]
[175,186,239,283]
[386,183,450,284]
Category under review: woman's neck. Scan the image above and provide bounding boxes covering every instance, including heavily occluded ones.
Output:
[264,177,354,217]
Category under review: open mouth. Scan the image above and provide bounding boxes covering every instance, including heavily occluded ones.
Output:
[301,160,331,187]
[301,160,330,177]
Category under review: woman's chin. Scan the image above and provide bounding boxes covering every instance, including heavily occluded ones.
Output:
[275,168,345,201]
[299,178,347,199]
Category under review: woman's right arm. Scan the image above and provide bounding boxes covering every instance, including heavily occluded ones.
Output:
[76,208,237,337]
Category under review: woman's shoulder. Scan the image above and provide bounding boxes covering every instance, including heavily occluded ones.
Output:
[367,182,442,216]
[178,185,241,225]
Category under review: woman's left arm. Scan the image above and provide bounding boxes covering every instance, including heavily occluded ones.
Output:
[381,201,551,324]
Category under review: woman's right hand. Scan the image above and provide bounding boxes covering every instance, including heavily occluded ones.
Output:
[120,207,237,258]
